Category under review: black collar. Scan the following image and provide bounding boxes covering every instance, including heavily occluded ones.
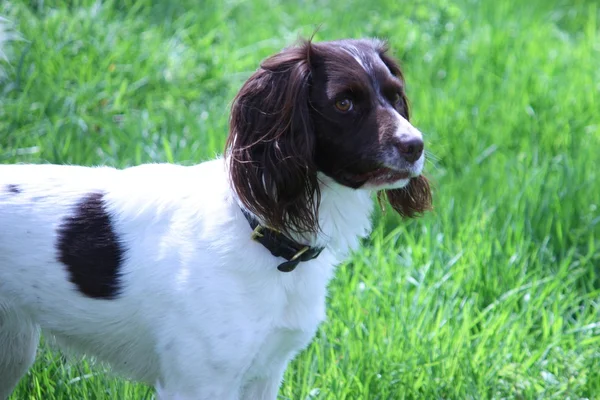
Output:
[241,208,324,272]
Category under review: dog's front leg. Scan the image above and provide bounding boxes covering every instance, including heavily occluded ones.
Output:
[154,333,251,400]
[240,366,286,400]
[155,373,242,400]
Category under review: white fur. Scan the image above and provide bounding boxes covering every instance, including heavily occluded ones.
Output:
[342,44,370,72]
[0,158,391,400]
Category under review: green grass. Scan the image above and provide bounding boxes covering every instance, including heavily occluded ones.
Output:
[1,0,599,398]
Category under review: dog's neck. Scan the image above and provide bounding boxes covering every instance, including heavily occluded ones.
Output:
[309,174,374,256]
[234,171,375,259]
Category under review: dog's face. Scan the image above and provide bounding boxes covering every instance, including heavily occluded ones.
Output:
[309,40,424,190]
[227,38,431,234]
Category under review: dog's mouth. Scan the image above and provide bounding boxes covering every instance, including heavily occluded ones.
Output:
[354,167,410,184]
[341,167,413,188]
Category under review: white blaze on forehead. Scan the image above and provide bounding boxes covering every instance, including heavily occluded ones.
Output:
[341,43,396,92]
[342,45,388,72]
[342,45,369,72]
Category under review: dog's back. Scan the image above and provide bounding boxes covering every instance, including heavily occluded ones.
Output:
[0,164,117,303]
[0,164,161,387]
[0,164,121,304]
[0,161,232,389]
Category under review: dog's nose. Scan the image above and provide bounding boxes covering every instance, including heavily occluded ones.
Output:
[395,136,424,163]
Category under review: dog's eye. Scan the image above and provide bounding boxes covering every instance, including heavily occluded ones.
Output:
[392,92,402,105]
[334,98,353,112]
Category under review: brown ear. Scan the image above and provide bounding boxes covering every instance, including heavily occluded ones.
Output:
[226,41,319,234]
[379,176,433,218]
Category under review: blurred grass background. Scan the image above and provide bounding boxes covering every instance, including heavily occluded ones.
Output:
[1,0,599,398]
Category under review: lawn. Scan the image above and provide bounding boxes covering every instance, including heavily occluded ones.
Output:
[1,0,599,399]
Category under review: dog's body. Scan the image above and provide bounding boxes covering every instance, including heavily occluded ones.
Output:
[0,160,371,399]
[0,38,431,399]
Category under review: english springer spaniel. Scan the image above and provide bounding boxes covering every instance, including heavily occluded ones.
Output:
[0,38,431,400]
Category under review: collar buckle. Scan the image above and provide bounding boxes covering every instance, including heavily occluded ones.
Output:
[251,225,264,240]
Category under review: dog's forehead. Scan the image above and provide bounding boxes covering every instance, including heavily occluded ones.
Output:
[316,40,398,96]
[314,40,386,72]
[338,41,385,74]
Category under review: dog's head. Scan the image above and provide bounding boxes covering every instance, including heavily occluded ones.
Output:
[227,38,432,234]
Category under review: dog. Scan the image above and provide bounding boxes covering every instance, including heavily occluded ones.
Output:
[0,38,432,400]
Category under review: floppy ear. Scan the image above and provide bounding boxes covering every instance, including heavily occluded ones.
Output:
[376,43,433,218]
[226,41,320,234]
